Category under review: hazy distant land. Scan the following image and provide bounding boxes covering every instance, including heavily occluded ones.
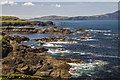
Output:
[30,10,119,20]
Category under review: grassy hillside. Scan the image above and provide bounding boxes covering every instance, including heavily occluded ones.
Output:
[0,16,25,21]
[0,16,53,26]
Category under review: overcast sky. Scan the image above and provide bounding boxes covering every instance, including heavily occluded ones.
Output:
[0,1,119,19]
[0,0,119,2]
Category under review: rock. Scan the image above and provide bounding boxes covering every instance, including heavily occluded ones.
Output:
[2,36,13,58]
[80,34,87,36]
[70,70,77,74]
[32,36,73,43]
[76,29,85,31]
[17,65,30,74]
[35,42,45,46]
[21,65,30,71]
[111,33,120,35]
[76,37,86,40]
[2,36,72,78]
[34,71,51,77]
[95,31,101,33]
[57,58,82,63]
[2,19,54,26]
[45,21,54,26]
[4,35,30,43]
[3,27,77,35]
[50,69,71,78]
[26,47,48,53]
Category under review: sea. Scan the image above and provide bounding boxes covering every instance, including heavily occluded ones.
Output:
[10,20,120,79]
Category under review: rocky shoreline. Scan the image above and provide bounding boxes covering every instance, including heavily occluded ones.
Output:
[2,35,83,79]
[2,27,77,35]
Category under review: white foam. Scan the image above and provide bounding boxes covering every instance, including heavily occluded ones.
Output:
[87,29,111,32]
[42,43,62,47]
[47,49,70,54]
[80,38,97,41]
[49,41,77,44]
[73,52,85,55]
[104,33,112,35]
[88,44,96,47]
[74,37,97,41]
[73,52,120,59]
[68,60,108,77]
[31,46,35,48]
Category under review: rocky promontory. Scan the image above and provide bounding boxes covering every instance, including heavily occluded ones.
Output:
[2,35,83,79]
[38,27,76,35]
[3,27,77,35]
[1,16,54,26]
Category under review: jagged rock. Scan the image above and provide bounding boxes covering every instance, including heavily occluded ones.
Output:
[2,36,72,78]
[32,36,72,42]
[35,42,45,46]
[50,69,71,78]
[76,29,85,31]
[4,35,30,43]
[38,27,76,35]
[2,36,13,58]
[57,58,83,63]
[76,37,86,40]
[3,27,77,35]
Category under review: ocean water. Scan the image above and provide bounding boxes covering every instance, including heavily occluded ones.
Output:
[10,20,120,78]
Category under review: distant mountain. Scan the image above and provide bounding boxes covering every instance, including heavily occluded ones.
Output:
[30,10,119,20]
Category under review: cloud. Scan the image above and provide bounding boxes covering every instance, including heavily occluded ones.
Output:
[22,2,35,6]
[0,1,17,5]
[55,4,61,7]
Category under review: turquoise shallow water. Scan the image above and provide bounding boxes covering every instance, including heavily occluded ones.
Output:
[10,20,120,78]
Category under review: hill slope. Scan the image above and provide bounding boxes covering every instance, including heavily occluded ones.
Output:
[31,10,119,20]
[0,16,54,26]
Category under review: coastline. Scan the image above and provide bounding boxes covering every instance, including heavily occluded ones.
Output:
[1,16,119,79]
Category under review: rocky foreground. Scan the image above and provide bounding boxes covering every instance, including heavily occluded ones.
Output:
[2,27,77,35]
[1,35,82,79]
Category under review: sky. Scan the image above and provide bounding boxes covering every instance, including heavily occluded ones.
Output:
[0,0,119,19]
[0,0,119,2]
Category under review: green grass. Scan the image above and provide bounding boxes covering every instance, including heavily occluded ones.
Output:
[1,74,45,80]
[1,21,34,23]
[0,74,69,80]
[0,16,41,26]
[0,16,24,21]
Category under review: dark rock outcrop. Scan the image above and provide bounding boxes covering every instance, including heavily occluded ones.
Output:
[38,27,76,35]
[32,36,73,42]
[57,58,83,63]
[2,27,39,34]
[2,21,54,26]
[4,35,30,43]
[2,36,13,58]
[3,27,77,35]
[2,35,72,78]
